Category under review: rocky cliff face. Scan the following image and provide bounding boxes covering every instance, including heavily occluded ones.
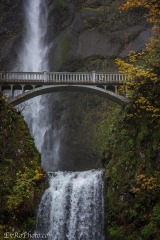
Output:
[49,0,151,71]
[0,0,151,71]
[0,0,23,70]
[0,0,152,171]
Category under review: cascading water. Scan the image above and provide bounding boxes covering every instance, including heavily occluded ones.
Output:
[36,170,104,240]
[20,0,49,72]
[16,0,50,152]
[15,0,105,239]
[17,0,65,171]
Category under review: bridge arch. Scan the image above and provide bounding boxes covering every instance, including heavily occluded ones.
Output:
[8,85,129,106]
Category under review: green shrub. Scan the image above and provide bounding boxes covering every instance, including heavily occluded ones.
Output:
[108,226,124,240]
[142,223,156,240]
[153,204,160,226]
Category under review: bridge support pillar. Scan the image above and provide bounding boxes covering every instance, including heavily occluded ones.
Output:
[10,85,14,97]
[44,71,48,81]
[114,85,118,94]
[92,71,96,83]
[125,86,128,98]
[22,85,25,93]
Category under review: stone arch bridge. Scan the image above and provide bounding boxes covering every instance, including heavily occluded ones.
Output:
[0,71,129,106]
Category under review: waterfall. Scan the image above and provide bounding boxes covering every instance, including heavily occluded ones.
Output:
[17,0,50,153]
[17,0,65,171]
[36,170,104,240]
[20,0,49,72]
[15,0,105,239]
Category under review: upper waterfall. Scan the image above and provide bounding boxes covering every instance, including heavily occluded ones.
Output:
[20,0,49,72]
[16,0,50,154]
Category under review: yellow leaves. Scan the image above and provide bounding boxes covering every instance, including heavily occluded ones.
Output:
[33,167,44,181]
[134,94,160,116]
[135,96,148,105]
[120,0,160,23]
[115,58,135,77]
[115,26,160,121]
[1,95,5,100]
[0,94,5,104]
[120,0,152,10]
[131,187,140,194]
[130,174,160,194]
[117,55,157,81]
[136,174,145,181]
[7,164,44,215]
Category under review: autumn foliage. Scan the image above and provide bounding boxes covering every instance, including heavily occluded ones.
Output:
[131,174,160,193]
[120,0,160,23]
[116,1,160,120]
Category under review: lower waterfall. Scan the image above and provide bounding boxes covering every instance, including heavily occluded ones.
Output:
[35,170,104,240]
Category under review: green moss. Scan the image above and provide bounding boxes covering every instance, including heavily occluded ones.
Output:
[103,109,160,239]
[81,6,104,12]
[108,226,124,240]
[142,223,156,240]
[61,56,117,72]
[83,16,102,31]
[54,0,66,6]
[78,1,146,33]
[0,92,45,237]
[76,0,107,9]
[52,31,70,70]
[153,204,160,226]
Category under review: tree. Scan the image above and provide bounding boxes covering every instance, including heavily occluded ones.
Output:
[116,1,160,121]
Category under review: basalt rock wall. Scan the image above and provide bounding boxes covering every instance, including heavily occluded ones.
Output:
[49,0,151,72]
[0,0,152,171]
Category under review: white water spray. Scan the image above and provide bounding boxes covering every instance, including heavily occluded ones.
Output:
[17,0,49,152]
[36,170,104,240]
[20,0,49,72]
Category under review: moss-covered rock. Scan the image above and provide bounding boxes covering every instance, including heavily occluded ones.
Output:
[0,92,45,238]
[103,110,160,239]
[51,30,70,70]
[49,0,149,71]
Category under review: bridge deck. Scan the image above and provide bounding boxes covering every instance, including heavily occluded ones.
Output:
[0,71,127,85]
[0,72,128,106]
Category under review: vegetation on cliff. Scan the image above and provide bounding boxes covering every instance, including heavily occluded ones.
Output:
[103,1,160,239]
[0,92,44,239]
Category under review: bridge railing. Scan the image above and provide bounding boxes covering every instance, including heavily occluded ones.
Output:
[0,71,127,84]
[47,72,93,82]
[96,73,127,82]
[0,72,44,81]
